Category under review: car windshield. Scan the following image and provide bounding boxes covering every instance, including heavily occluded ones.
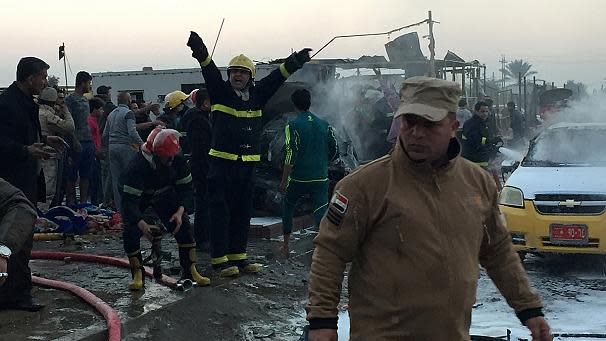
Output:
[523,126,606,166]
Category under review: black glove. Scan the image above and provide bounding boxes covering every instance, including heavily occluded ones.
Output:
[284,48,312,73]
[187,31,209,63]
[294,48,312,64]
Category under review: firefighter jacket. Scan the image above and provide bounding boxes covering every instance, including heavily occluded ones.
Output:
[461,114,492,166]
[0,178,36,254]
[119,152,193,227]
[284,111,338,182]
[306,138,543,341]
[198,57,303,162]
[182,107,212,180]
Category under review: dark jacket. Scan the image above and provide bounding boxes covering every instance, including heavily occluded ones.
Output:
[510,108,525,137]
[285,111,338,182]
[182,107,212,180]
[0,178,36,253]
[461,114,491,165]
[199,58,302,162]
[0,82,43,202]
[119,152,193,226]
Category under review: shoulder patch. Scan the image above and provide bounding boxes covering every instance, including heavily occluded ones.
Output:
[330,191,349,214]
[325,191,349,226]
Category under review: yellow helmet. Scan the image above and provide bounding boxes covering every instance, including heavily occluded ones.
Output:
[228,54,256,78]
[164,91,189,110]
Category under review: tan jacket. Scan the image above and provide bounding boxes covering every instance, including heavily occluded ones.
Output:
[306,139,542,341]
[38,104,75,137]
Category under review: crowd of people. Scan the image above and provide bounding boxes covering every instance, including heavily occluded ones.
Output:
[0,31,551,341]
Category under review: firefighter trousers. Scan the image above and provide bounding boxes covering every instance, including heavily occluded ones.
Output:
[206,157,255,266]
[123,190,195,255]
[282,180,329,235]
[193,178,210,245]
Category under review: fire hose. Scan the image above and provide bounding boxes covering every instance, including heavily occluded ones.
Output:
[32,275,121,341]
[31,251,178,289]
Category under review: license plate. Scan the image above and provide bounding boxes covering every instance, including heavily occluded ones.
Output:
[550,224,588,244]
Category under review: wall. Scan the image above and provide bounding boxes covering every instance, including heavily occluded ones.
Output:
[91,63,328,105]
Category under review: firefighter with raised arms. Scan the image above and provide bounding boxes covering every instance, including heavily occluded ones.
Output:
[186,31,312,277]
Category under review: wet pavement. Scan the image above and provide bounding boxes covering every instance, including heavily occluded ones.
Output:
[1,227,606,340]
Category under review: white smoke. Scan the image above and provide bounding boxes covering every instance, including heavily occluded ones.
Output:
[309,72,403,161]
[541,93,606,126]
[527,94,606,165]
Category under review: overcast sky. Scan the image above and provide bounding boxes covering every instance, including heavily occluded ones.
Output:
[1,0,604,90]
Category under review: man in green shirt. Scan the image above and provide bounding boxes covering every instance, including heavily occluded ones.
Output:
[279,89,338,257]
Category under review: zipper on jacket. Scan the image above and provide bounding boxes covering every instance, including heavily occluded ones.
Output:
[433,172,455,320]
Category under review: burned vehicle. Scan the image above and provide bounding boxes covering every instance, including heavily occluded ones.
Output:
[499,122,606,257]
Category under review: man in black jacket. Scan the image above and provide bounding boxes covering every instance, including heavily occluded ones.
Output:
[187,31,311,277]
[461,101,493,169]
[181,88,212,249]
[120,128,209,290]
[0,57,66,311]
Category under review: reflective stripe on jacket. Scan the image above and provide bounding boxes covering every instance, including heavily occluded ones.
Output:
[199,59,298,162]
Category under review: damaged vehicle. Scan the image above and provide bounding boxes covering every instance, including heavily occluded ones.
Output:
[499,122,606,258]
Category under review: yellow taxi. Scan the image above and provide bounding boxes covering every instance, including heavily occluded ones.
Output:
[499,123,606,257]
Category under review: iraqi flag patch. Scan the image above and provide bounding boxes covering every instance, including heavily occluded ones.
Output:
[326,191,348,226]
[331,191,349,214]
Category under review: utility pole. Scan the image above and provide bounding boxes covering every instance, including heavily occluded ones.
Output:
[483,65,487,94]
[61,43,68,91]
[499,55,508,89]
[428,11,436,77]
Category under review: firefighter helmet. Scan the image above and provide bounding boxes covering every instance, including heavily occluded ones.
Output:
[227,54,256,78]
[164,91,189,110]
[143,127,181,158]
[190,89,199,105]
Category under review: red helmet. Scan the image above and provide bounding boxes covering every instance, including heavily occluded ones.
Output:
[142,127,181,157]
[190,89,199,106]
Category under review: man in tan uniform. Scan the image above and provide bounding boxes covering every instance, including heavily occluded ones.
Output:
[305,77,551,341]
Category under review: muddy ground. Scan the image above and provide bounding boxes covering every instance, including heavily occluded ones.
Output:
[1,225,605,340]
[0,227,330,341]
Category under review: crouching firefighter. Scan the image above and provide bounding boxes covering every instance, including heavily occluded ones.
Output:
[187,31,312,277]
[120,127,210,290]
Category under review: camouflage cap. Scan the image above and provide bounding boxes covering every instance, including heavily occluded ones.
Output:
[395,76,462,122]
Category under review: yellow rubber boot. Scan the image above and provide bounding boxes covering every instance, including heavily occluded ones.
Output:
[219,265,240,278]
[188,248,210,286]
[227,254,262,274]
[128,254,144,290]
[179,246,211,286]
[239,261,262,274]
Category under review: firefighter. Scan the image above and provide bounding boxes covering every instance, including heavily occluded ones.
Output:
[158,91,189,131]
[181,88,212,249]
[461,101,503,190]
[461,101,494,169]
[186,31,311,277]
[278,89,338,257]
[120,127,210,290]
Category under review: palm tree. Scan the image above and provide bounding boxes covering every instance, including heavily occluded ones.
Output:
[499,59,538,82]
